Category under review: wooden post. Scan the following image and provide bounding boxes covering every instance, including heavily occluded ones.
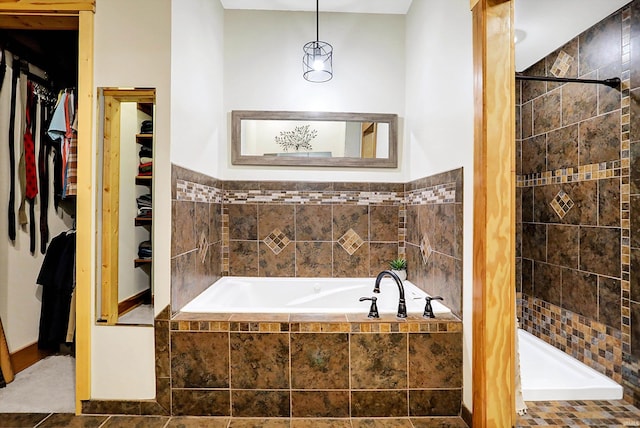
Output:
[471,0,516,426]
[75,8,94,413]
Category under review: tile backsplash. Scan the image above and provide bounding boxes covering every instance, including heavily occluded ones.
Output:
[171,165,463,319]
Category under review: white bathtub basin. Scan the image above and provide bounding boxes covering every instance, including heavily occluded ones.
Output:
[518,329,623,401]
[180,276,451,315]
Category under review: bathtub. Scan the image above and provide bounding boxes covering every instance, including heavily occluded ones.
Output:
[180,276,451,315]
[518,329,623,401]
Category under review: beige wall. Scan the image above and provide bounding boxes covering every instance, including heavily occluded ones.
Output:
[405,0,474,408]
[91,0,171,399]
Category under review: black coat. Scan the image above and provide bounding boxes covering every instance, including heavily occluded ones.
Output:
[37,230,75,350]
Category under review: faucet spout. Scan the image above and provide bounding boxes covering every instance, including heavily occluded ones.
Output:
[373,270,407,318]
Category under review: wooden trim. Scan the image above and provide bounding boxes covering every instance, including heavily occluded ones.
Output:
[75,8,94,414]
[118,288,152,316]
[102,88,155,100]
[470,0,480,10]
[472,0,515,426]
[0,0,94,13]
[0,14,78,29]
[100,94,121,326]
[9,342,51,374]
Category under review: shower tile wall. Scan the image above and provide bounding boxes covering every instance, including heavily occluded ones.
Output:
[516,1,640,404]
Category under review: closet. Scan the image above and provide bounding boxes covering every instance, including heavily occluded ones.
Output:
[0,22,79,412]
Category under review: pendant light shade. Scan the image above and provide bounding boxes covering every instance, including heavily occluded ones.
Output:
[303,0,333,82]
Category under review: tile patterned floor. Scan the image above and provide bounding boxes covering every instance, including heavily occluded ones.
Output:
[0,415,469,428]
[4,400,639,427]
[516,400,640,427]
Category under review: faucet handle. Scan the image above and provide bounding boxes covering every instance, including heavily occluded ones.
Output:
[423,296,444,318]
[359,296,380,318]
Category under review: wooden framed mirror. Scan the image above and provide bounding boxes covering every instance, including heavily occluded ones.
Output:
[231,110,398,168]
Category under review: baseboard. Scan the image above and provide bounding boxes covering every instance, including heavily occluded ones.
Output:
[118,288,152,316]
[10,342,51,374]
[461,403,472,427]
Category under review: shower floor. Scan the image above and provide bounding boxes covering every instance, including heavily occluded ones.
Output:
[519,329,623,401]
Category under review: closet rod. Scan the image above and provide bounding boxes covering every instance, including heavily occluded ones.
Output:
[515,73,620,89]
[18,59,49,88]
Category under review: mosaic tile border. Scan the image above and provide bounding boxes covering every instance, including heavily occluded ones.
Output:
[516,161,622,188]
[169,319,463,334]
[405,182,456,205]
[176,179,223,203]
[224,190,404,205]
[520,295,623,384]
[175,180,458,207]
[398,206,407,260]
[619,5,639,407]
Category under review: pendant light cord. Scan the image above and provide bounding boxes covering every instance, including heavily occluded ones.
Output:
[316,0,319,42]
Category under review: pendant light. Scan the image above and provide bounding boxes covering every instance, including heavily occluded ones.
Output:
[303,0,333,82]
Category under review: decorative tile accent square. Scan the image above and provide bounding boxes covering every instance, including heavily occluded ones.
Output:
[550,50,574,78]
[420,235,432,265]
[550,190,574,219]
[198,231,208,263]
[338,228,364,255]
[263,228,291,255]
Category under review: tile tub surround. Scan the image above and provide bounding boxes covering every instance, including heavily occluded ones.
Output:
[222,181,405,279]
[82,305,464,419]
[166,309,463,418]
[405,169,463,319]
[171,165,224,313]
[171,164,463,320]
[515,1,640,405]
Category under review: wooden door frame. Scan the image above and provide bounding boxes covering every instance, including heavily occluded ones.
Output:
[0,0,95,414]
[99,88,155,326]
[470,0,516,426]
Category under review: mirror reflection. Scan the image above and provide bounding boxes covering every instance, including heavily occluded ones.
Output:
[97,88,155,326]
[231,110,398,168]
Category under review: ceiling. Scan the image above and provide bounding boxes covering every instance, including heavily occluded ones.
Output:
[514,0,632,71]
[221,0,633,72]
[220,0,413,14]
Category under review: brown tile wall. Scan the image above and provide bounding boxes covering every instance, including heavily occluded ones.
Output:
[515,2,640,405]
[84,306,464,418]
[222,181,405,279]
[405,169,463,319]
[171,165,224,312]
[171,166,463,319]
[166,309,463,418]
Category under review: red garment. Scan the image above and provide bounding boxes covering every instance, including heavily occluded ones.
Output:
[24,81,38,200]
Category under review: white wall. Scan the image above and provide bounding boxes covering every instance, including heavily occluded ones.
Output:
[405,0,474,409]
[222,10,406,182]
[170,0,225,179]
[0,55,73,353]
[92,0,172,399]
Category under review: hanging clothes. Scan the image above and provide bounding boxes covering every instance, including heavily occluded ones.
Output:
[6,54,19,241]
[23,81,39,253]
[38,101,52,254]
[37,230,76,351]
[47,89,77,200]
